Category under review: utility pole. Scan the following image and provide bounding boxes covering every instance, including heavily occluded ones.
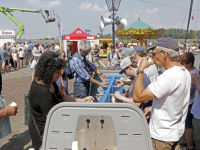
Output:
[185,0,194,47]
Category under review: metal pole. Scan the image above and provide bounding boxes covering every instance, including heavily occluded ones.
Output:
[185,0,194,46]
[112,8,115,46]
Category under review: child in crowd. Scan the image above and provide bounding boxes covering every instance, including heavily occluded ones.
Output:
[18,48,25,68]
[12,50,19,70]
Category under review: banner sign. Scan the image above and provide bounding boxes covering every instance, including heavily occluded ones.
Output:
[55,15,62,49]
[0,30,16,36]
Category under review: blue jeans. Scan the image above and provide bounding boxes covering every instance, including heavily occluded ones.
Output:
[66,88,70,95]
[74,82,90,98]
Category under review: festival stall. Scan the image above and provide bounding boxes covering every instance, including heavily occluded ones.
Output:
[63,28,97,55]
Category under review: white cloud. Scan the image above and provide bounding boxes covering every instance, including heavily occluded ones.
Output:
[92,4,107,12]
[78,2,92,10]
[173,17,176,19]
[27,0,61,7]
[134,13,138,18]
[78,3,107,12]
[49,1,61,6]
[146,8,159,14]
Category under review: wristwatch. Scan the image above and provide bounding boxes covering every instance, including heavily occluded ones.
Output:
[100,73,103,76]
[136,69,144,75]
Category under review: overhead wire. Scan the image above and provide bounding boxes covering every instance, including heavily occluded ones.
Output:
[137,0,200,12]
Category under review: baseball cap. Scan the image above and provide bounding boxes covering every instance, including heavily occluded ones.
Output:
[121,48,136,59]
[134,45,143,52]
[147,37,179,51]
[119,56,136,74]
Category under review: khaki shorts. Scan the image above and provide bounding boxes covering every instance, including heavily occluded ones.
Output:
[0,61,6,67]
[151,138,178,150]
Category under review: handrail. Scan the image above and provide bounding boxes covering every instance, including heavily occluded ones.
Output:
[99,76,123,103]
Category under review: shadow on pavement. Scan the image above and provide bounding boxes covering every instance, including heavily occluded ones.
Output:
[1,129,32,150]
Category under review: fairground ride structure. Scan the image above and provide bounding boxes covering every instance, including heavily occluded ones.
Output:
[0,6,55,39]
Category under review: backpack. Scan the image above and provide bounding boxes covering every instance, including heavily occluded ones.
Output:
[65,54,91,79]
[27,46,32,52]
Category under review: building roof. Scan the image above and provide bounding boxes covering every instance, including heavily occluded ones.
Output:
[125,19,155,30]
[63,28,96,40]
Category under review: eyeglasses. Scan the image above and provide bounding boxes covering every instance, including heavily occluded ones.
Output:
[179,62,188,65]
[63,56,66,58]
[151,50,163,57]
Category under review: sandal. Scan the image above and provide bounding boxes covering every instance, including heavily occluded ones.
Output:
[179,141,187,146]
[186,146,194,150]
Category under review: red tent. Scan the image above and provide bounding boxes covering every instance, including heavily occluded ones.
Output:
[63,28,96,40]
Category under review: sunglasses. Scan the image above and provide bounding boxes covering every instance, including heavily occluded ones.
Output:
[151,50,163,57]
[179,62,188,65]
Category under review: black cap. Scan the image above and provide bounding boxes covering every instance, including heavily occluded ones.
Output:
[147,37,179,51]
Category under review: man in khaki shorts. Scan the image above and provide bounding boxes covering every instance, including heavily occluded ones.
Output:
[133,37,191,150]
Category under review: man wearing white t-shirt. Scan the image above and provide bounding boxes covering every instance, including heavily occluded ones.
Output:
[133,37,191,150]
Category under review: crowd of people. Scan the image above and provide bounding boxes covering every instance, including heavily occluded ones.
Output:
[179,42,200,55]
[0,41,61,73]
[0,38,200,150]
[88,38,200,150]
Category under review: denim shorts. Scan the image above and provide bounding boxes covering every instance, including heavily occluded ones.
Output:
[185,103,193,128]
[5,59,8,65]
[74,82,90,98]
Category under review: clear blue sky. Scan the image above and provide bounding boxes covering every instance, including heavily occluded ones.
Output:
[0,0,199,39]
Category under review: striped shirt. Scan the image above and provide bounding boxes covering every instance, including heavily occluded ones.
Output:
[0,95,12,139]
[70,53,96,83]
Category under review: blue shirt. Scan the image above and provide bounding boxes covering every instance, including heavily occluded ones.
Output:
[70,52,96,83]
[56,67,70,95]
[0,49,7,61]
[29,43,33,49]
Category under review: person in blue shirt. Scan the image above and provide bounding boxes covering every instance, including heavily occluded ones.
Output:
[29,41,33,50]
[0,45,8,73]
[70,40,108,98]
[56,52,70,95]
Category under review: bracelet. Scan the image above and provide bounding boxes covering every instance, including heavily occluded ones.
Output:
[100,73,103,76]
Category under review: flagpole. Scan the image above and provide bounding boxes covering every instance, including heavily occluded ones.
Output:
[55,14,63,51]
[185,0,194,47]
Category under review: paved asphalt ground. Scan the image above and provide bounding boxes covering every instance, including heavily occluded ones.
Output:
[0,57,198,150]
[0,67,76,150]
